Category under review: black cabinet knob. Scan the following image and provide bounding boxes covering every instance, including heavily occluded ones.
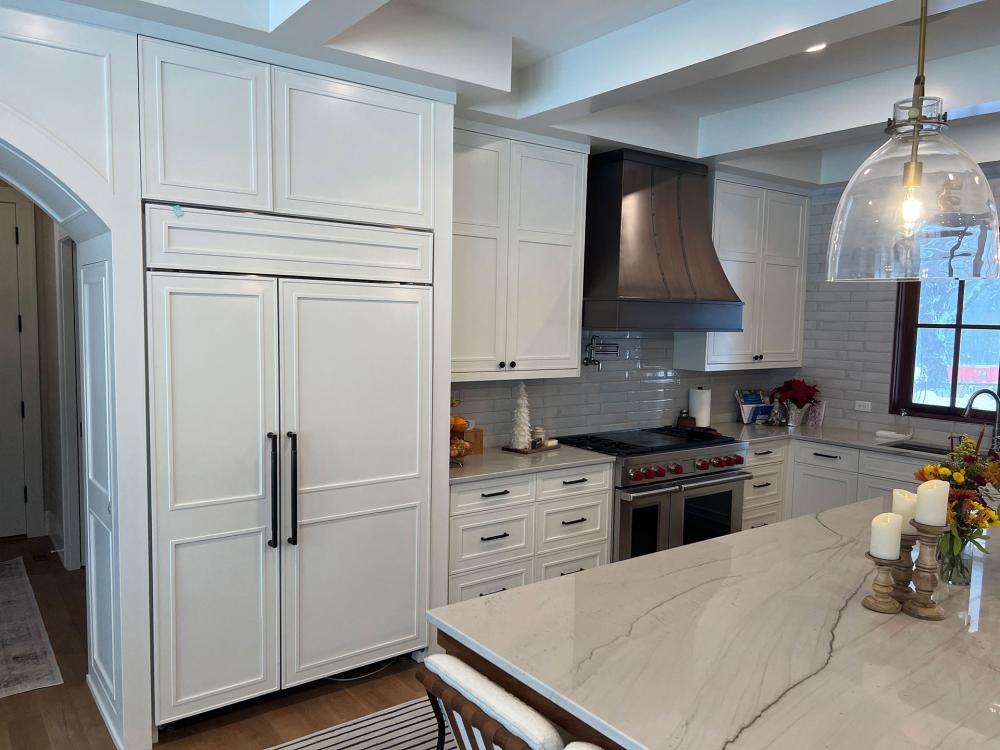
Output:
[498,361,506,368]
[509,361,517,368]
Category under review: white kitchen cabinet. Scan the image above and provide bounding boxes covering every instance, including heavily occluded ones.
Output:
[140,38,272,211]
[791,463,859,518]
[150,273,431,717]
[447,458,613,601]
[272,67,434,229]
[451,131,586,381]
[279,279,430,687]
[145,203,432,283]
[148,273,280,722]
[742,439,788,527]
[674,181,808,371]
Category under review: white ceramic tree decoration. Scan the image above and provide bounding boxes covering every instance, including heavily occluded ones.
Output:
[511,382,531,450]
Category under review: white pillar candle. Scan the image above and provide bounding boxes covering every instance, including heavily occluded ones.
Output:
[892,489,918,533]
[870,512,903,560]
[915,479,950,527]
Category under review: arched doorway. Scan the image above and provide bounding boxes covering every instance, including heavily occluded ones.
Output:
[0,7,152,748]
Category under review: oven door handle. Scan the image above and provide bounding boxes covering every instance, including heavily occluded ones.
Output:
[620,485,681,502]
[678,471,753,492]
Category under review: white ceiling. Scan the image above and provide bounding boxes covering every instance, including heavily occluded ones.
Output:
[405,0,691,67]
[35,0,1000,183]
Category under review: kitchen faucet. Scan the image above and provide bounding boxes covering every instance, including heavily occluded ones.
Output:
[962,389,1000,455]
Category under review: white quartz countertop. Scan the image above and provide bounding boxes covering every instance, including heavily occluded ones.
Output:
[449,445,615,485]
[428,498,999,749]
[712,421,950,459]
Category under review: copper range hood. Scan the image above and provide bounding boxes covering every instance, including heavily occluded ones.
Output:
[583,149,743,332]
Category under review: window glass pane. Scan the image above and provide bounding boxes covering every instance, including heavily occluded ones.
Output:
[955,329,1000,413]
[912,328,956,408]
[961,280,1000,325]
[917,280,958,324]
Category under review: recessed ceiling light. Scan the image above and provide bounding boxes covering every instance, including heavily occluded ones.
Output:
[805,42,827,53]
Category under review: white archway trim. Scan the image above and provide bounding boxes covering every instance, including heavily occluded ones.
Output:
[0,7,151,750]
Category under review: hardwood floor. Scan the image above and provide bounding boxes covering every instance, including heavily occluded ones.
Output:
[0,536,425,749]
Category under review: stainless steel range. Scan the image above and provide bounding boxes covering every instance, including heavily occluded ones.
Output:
[559,426,751,561]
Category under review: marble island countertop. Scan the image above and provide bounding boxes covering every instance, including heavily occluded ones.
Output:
[428,498,999,750]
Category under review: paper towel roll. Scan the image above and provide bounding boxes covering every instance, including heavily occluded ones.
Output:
[689,387,711,427]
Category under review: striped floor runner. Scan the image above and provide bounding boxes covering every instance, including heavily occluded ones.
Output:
[270,698,458,750]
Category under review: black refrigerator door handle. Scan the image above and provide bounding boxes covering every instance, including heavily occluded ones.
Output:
[287,431,298,545]
[267,432,278,548]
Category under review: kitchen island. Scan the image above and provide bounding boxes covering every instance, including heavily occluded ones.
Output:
[428,497,999,749]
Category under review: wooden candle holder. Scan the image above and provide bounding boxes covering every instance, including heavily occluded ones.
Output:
[863,553,902,614]
[890,534,917,602]
[902,520,949,621]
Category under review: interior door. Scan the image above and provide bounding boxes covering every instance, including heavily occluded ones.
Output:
[451,130,510,374]
[505,142,584,372]
[75,238,120,728]
[280,279,430,687]
[148,273,280,722]
[0,202,25,536]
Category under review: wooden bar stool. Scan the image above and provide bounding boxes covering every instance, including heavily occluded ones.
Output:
[416,654,573,750]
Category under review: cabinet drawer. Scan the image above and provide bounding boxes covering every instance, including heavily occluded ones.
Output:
[744,465,783,508]
[742,501,783,530]
[536,463,611,501]
[449,507,534,572]
[747,442,787,466]
[535,493,608,553]
[534,542,607,581]
[859,451,927,484]
[795,441,859,472]
[450,475,535,516]
[448,560,532,603]
[145,204,432,282]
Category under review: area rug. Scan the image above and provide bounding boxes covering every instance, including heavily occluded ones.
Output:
[269,697,457,749]
[0,557,63,698]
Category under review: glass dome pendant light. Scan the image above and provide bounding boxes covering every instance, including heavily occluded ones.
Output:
[827,0,999,281]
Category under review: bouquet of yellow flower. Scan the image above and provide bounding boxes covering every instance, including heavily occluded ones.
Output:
[913,435,1000,584]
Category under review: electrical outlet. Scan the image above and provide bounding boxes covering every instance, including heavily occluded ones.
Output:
[855,400,872,412]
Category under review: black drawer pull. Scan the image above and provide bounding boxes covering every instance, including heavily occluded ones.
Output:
[754,450,773,456]
[753,482,772,489]
[813,452,841,459]
[479,587,507,597]
[481,489,511,498]
[480,532,510,542]
[561,517,587,526]
[560,567,586,576]
[562,478,588,485]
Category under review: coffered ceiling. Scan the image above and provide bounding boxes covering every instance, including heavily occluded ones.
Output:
[24,0,1000,183]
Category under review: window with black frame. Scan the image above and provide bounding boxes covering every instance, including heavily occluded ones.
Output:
[892,280,1000,421]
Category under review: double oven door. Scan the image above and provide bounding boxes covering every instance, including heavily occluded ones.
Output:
[613,470,752,561]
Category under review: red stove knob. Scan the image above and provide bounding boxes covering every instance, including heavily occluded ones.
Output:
[654,466,667,477]
[629,469,644,481]
[696,459,709,471]
[710,457,724,467]
[732,455,745,465]
[671,463,684,474]
[643,468,655,479]
[724,456,735,467]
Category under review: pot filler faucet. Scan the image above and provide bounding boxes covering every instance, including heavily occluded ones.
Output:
[962,389,1000,454]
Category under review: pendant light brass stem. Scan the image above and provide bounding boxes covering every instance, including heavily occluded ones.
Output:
[905,0,929,185]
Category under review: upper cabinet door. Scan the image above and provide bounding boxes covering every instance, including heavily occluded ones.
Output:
[504,142,585,373]
[140,38,272,210]
[759,191,808,363]
[452,131,510,374]
[706,256,760,365]
[272,68,434,229]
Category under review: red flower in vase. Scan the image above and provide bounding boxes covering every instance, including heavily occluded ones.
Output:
[769,379,820,410]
